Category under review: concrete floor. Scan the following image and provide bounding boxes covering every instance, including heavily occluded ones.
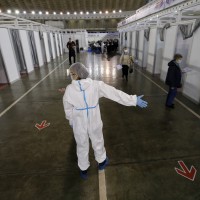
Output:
[0,52,200,200]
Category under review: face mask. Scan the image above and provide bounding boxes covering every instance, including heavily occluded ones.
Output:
[177,59,182,64]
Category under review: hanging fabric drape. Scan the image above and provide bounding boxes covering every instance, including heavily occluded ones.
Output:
[179,19,200,40]
[10,29,27,72]
[144,28,150,41]
[28,31,39,67]
[159,23,170,41]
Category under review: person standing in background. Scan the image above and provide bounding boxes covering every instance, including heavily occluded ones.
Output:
[67,38,76,65]
[120,47,134,81]
[165,54,183,109]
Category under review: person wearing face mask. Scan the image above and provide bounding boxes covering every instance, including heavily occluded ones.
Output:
[63,62,148,180]
[120,47,134,81]
[165,54,183,109]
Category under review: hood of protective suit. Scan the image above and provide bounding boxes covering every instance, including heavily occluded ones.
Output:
[71,78,93,91]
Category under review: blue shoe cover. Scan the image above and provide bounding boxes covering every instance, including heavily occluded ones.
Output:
[80,170,88,180]
[98,157,109,170]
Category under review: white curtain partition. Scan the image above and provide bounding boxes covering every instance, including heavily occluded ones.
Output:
[33,31,44,67]
[0,49,8,83]
[0,28,20,83]
[182,28,200,103]
[147,28,157,74]
[55,34,60,57]
[50,33,56,59]
[19,30,34,73]
[160,26,178,81]
[122,32,126,49]
[119,32,122,52]
[131,31,136,58]
[154,28,165,74]
[138,30,144,67]
[59,34,63,55]
[126,32,130,50]
[43,32,51,62]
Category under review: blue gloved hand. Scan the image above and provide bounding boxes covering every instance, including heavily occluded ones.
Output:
[137,95,148,108]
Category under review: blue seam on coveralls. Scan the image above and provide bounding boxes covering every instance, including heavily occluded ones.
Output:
[78,81,89,116]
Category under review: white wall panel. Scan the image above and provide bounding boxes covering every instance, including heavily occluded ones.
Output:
[33,31,44,67]
[160,26,178,81]
[19,30,34,73]
[43,32,50,62]
[0,28,20,83]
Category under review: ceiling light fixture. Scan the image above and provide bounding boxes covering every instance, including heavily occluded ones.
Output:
[46,11,49,15]
[7,10,11,14]
[32,11,36,15]
[80,11,83,15]
[86,11,89,14]
[74,12,77,15]
[15,10,20,14]
[119,10,122,12]
[53,12,56,15]
[93,11,96,14]
[60,12,63,15]
[67,12,70,15]
[99,11,102,14]
[105,11,108,14]
[113,10,116,13]
[23,11,26,14]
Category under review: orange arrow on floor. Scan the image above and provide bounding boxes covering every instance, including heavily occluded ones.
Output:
[35,120,50,131]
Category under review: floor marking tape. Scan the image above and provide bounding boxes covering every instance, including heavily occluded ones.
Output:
[98,170,107,200]
[0,58,68,118]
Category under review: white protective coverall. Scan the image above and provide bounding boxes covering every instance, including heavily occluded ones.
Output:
[63,78,137,170]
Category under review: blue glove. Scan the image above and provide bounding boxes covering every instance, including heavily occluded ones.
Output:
[137,95,148,108]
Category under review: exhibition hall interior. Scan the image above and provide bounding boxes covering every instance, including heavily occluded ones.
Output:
[0,0,200,199]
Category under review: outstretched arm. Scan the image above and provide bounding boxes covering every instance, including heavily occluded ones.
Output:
[98,81,137,106]
[98,81,148,108]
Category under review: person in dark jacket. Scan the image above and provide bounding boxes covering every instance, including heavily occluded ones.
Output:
[165,54,183,108]
[67,38,76,65]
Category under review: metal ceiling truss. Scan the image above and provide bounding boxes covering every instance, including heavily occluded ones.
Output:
[118,0,200,32]
[0,12,62,32]
[10,11,135,20]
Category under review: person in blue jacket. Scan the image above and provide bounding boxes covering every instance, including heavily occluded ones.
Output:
[165,54,183,108]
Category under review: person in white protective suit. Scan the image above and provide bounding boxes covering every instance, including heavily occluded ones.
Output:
[63,62,148,179]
